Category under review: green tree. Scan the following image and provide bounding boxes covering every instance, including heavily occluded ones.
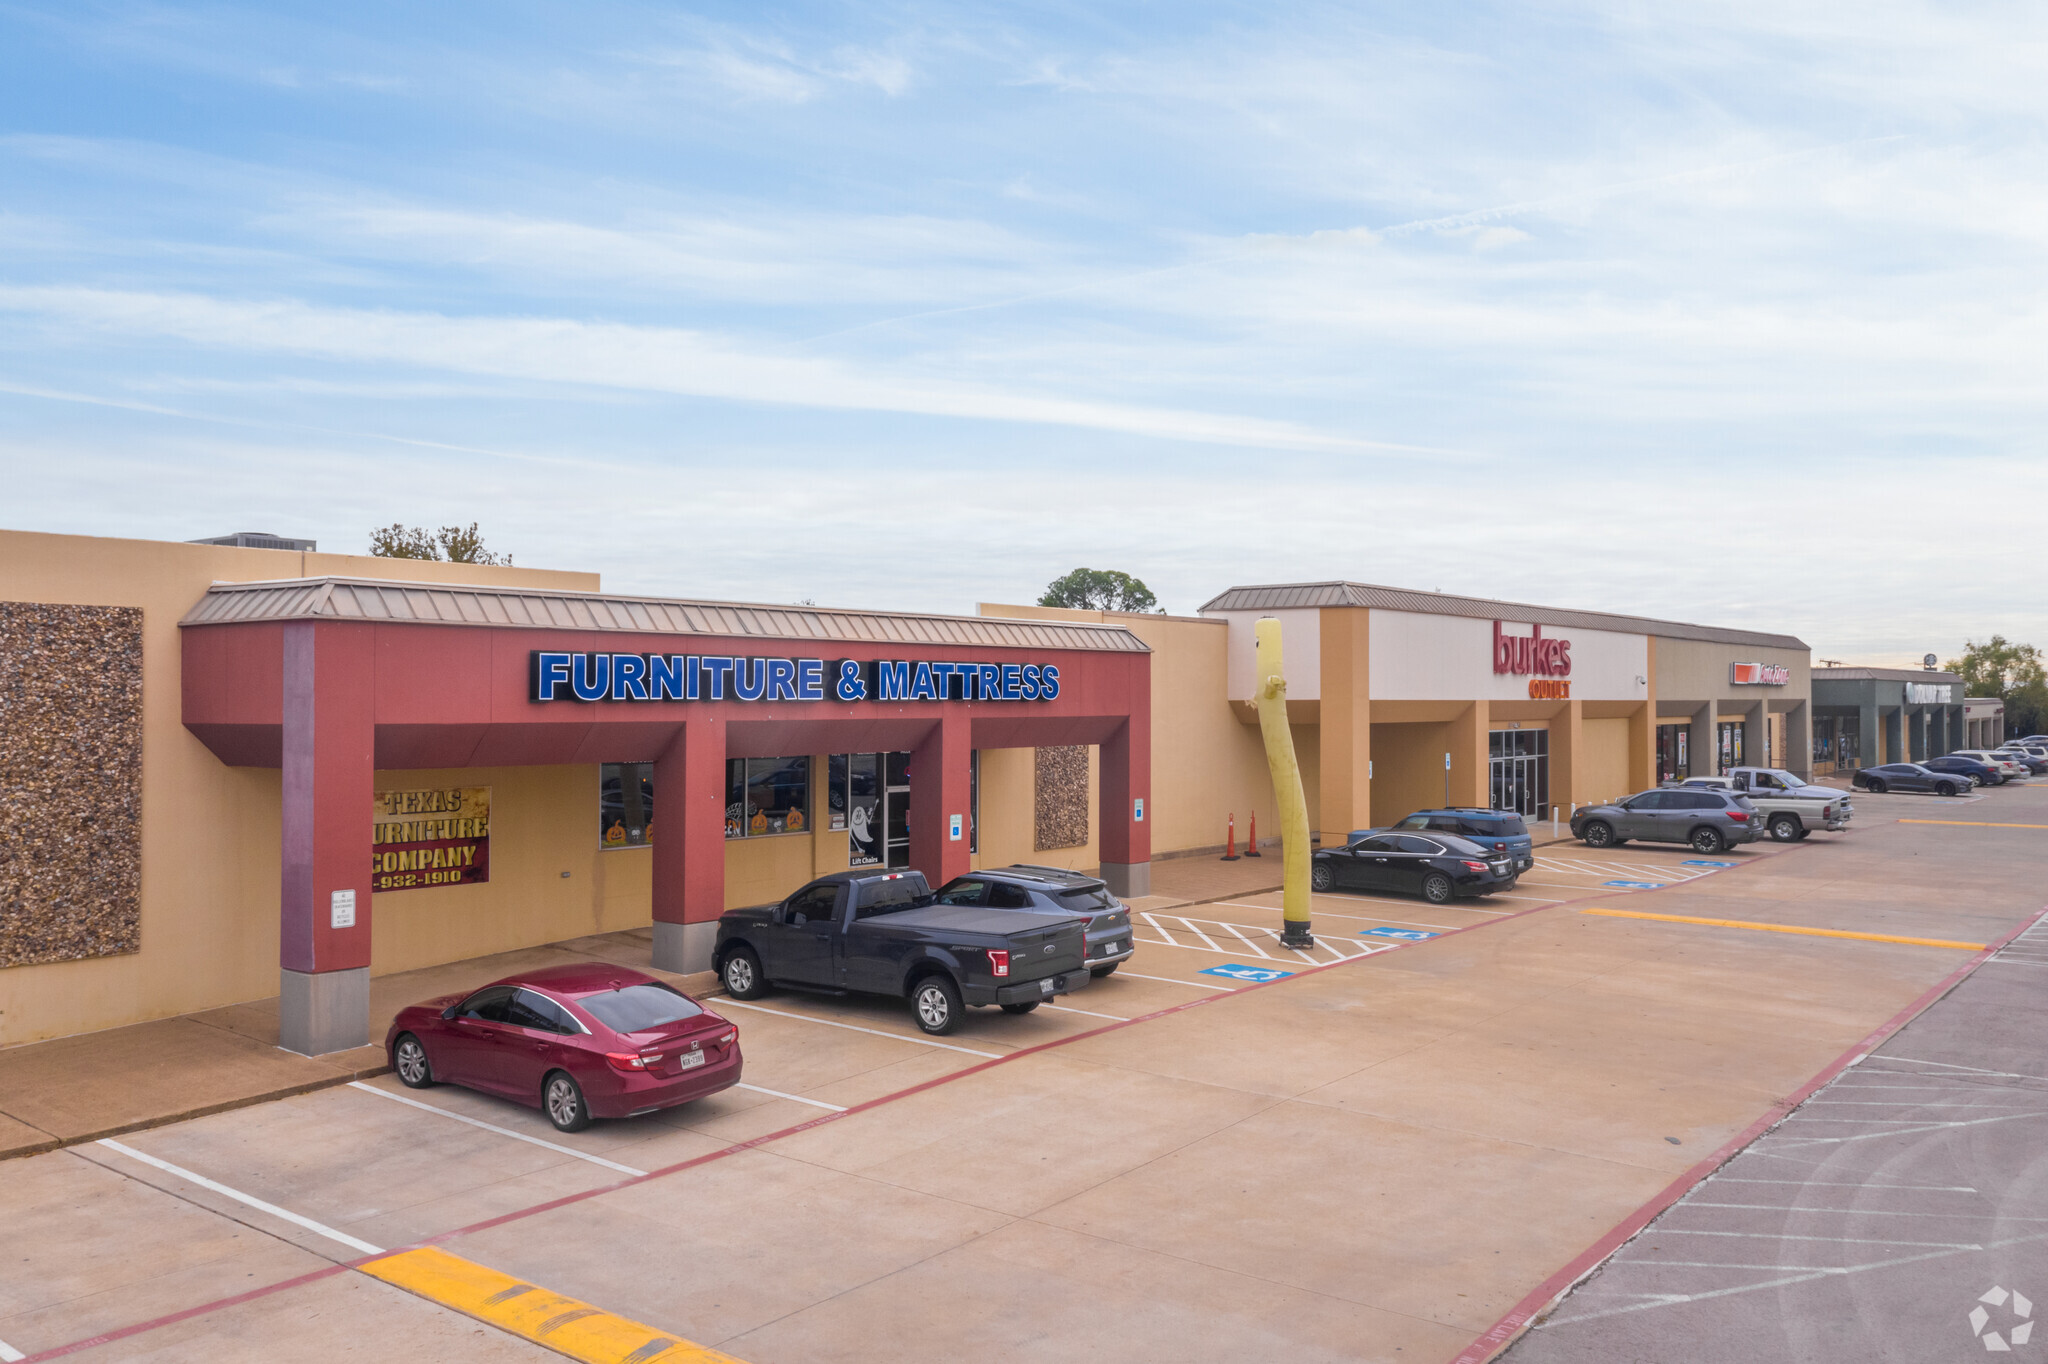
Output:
[1946,635,2046,739]
[369,522,512,565]
[1038,567,1161,613]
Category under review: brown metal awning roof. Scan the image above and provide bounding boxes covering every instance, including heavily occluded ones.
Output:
[181,578,1151,653]
[1198,580,1807,650]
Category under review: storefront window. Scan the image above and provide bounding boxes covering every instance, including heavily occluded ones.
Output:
[725,756,810,837]
[599,762,654,848]
[1655,724,1689,783]
[1716,722,1745,774]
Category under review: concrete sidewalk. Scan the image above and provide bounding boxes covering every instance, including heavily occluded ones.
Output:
[0,928,716,1160]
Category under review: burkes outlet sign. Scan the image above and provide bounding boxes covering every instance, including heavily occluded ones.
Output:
[1493,621,1573,699]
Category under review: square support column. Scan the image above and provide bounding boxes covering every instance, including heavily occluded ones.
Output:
[1859,707,1882,770]
[1549,700,1583,815]
[1451,699,1489,808]
[1627,701,1655,793]
[652,716,726,975]
[908,712,972,890]
[1099,713,1152,899]
[1784,701,1812,779]
[1689,704,1716,783]
[1883,708,1902,764]
[1743,701,1770,773]
[278,621,375,1057]
[1317,606,1370,848]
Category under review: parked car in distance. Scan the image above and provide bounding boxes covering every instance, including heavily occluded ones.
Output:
[385,964,740,1133]
[1351,809,1535,873]
[1570,788,1760,853]
[1315,831,1518,902]
[1992,749,2048,776]
[1921,755,1999,788]
[933,865,1135,977]
[1953,750,2029,783]
[1680,774,1852,841]
[714,869,1089,1035]
[1853,763,1969,796]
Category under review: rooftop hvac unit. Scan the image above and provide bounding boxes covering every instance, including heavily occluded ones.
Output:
[188,531,317,552]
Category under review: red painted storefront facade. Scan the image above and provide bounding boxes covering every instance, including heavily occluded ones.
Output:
[180,589,1151,1054]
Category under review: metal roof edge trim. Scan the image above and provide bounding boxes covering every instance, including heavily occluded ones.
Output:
[1195,580,1808,651]
[180,577,1151,652]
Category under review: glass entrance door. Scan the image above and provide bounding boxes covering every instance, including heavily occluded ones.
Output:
[883,750,911,869]
[1488,730,1550,816]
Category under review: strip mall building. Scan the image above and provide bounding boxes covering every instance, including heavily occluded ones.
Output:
[0,530,1811,1054]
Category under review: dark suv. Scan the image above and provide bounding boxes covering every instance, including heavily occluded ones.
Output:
[1570,788,1760,853]
[1352,809,1535,873]
[933,866,1135,977]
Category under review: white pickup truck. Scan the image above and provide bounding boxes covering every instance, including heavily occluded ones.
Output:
[1678,767,1853,842]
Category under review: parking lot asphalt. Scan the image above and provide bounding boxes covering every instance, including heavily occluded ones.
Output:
[1,784,2042,1364]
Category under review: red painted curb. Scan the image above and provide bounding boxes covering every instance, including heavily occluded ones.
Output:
[1446,902,2048,1364]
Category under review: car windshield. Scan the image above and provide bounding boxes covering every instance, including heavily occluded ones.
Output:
[1487,814,1528,836]
[577,982,703,1034]
[1057,884,1117,911]
[1759,769,1808,788]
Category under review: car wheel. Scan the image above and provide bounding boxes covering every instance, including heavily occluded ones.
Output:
[1090,963,1120,978]
[1691,826,1726,854]
[1936,781,1958,797]
[1422,873,1455,904]
[1311,861,1334,892]
[1768,814,1801,842]
[393,1033,434,1089]
[1795,829,1812,839]
[1000,1001,1040,1015]
[543,1071,591,1133]
[720,946,768,1000]
[1582,820,1615,848]
[910,975,963,1035]
[1866,779,1887,794]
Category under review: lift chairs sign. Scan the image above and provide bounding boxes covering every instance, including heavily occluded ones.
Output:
[531,651,1064,705]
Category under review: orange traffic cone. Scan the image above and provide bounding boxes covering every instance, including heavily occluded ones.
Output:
[1221,813,1240,861]
[1244,809,1262,856]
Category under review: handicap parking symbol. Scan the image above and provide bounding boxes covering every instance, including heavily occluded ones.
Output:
[1360,927,1437,941]
[1603,880,1666,889]
[1681,859,1736,868]
[1199,963,1294,983]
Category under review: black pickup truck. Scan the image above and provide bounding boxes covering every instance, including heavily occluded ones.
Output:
[713,869,1091,1035]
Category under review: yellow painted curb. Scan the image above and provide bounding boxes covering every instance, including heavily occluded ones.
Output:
[1579,907,1985,951]
[1898,819,2048,830]
[360,1245,745,1364]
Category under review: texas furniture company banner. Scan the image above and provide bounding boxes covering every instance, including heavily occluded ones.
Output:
[372,787,492,893]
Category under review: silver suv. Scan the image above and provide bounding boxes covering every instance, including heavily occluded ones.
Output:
[1570,788,1761,854]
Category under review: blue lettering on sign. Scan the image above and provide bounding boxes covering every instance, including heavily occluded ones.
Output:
[1681,859,1736,868]
[528,651,1070,705]
[1200,963,1294,983]
[1360,927,1437,940]
[1603,880,1666,889]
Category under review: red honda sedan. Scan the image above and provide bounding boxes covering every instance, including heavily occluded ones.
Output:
[384,963,741,1132]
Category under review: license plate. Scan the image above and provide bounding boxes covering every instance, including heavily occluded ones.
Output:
[1039,977,1056,995]
[676,1050,705,1070]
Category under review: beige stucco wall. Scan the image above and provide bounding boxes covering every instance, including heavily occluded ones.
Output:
[1652,636,1811,708]
[0,528,600,1048]
[1579,718,1634,806]
[979,603,1278,857]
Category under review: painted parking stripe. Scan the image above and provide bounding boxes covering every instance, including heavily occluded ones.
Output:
[1042,1002,1129,1021]
[361,1245,744,1364]
[733,1082,846,1112]
[711,998,1002,1058]
[1603,880,1667,889]
[1898,819,2048,829]
[93,1139,385,1257]
[1113,969,1239,990]
[1220,901,1465,932]
[0,1336,22,1362]
[1580,907,1987,950]
[347,1082,649,1176]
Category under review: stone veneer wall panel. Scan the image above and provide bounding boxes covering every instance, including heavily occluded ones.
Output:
[1034,745,1089,851]
[0,602,143,968]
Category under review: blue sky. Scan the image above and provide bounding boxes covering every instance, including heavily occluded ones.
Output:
[1,2,2042,661]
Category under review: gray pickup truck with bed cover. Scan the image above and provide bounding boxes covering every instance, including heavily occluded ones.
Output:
[713,869,1090,1035]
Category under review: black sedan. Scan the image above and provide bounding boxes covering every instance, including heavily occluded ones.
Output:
[1852,763,1969,796]
[1312,832,1518,903]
